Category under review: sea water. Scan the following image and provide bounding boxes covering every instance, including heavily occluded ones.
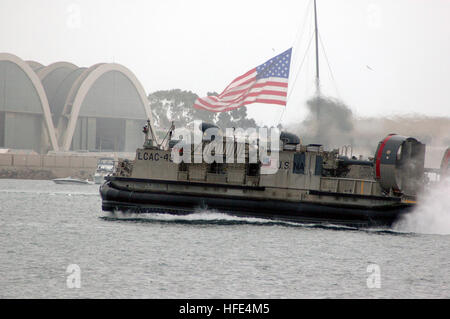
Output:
[0,179,449,298]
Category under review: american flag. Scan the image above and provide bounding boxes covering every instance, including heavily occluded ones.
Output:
[194,48,292,112]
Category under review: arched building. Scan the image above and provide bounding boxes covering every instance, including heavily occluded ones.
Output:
[0,53,153,153]
[0,53,58,153]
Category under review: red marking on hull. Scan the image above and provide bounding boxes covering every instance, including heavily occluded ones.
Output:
[442,148,450,175]
[375,134,396,179]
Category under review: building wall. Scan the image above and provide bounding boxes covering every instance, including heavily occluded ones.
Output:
[125,119,145,152]
[0,111,5,147]
[0,59,50,152]
[3,112,42,152]
[78,70,146,120]
[0,61,43,114]
[41,67,77,109]
[0,152,102,180]
[72,117,96,151]
[69,70,147,152]
[51,68,86,123]
[70,117,144,152]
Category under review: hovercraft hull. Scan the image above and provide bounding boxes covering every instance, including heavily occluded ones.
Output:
[99,181,412,227]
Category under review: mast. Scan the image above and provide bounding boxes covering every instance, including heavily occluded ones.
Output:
[313,0,320,97]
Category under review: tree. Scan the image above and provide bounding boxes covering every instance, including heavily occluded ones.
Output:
[148,89,215,129]
[148,89,258,130]
[216,112,232,128]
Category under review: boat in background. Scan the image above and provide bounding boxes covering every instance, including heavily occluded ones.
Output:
[93,157,115,184]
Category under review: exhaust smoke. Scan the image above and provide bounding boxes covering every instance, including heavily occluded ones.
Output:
[394,178,450,235]
[300,95,354,148]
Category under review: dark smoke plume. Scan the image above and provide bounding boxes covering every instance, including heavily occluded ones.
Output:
[298,95,354,148]
[287,96,450,168]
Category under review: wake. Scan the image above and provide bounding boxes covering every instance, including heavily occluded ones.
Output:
[101,209,300,227]
[101,209,405,235]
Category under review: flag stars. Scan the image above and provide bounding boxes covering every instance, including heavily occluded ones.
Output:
[256,48,291,79]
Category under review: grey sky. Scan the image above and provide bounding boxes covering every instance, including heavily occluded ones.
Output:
[1,0,449,126]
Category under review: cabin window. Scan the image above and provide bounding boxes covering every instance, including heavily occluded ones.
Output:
[293,153,305,174]
[315,155,323,175]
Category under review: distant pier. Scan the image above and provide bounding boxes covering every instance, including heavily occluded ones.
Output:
[0,151,133,180]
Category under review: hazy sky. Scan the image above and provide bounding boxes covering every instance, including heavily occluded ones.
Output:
[1,0,449,126]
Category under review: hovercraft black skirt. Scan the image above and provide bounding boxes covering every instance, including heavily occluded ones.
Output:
[99,181,412,227]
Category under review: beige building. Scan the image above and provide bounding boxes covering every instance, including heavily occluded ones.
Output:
[0,53,152,153]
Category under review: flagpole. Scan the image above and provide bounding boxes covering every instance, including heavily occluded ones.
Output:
[314,0,320,97]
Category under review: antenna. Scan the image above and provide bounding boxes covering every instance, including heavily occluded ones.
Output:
[313,0,322,129]
[314,0,320,97]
